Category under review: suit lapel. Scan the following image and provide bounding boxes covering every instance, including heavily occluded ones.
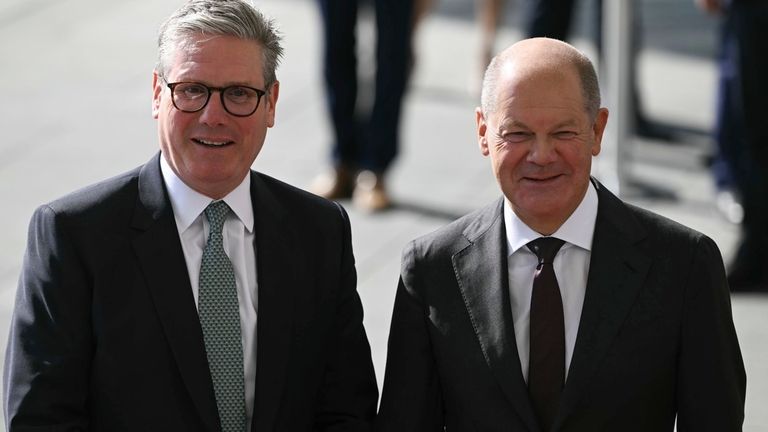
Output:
[554,181,651,428]
[452,199,540,432]
[131,153,220,432]
[250,173,299,432]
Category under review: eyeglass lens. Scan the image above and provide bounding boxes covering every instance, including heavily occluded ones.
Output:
[170,82,264,117]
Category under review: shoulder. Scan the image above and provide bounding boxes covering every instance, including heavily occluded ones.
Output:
[623,201,709,247]
[252,171,345,216]
[595,180,709,247]
[405,199,503,262]
[36,165,143,226]
[22,164,146,265]
[623,202,724,269]
[596,186,723,276]
[253,172,339,210]
[251,171,350,229]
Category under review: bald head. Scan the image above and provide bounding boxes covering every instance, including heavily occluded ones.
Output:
[480,38,600,120]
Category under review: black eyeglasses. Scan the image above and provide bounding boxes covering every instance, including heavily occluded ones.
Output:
[164,80,267,117]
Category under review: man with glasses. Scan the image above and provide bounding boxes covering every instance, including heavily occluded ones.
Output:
[3,1,378,431]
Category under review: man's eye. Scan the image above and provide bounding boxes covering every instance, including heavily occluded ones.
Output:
[504,132,530,143]
[555,131,577,139]
[225,87,255,102]
[180,84,207,98]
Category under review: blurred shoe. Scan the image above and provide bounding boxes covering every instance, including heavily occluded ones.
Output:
[353,170,391,212]
[715,189,743,224]
[310,165,355,200]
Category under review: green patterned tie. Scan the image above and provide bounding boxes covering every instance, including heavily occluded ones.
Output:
[199,201,246,432]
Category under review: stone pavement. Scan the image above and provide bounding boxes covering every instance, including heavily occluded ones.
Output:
[0,0,765,429]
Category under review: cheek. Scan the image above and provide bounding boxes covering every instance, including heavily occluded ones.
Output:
[491,146,522,173]
[560,141,594,170]
[167,112,190,137]
[577,149,595,172]
[242,123,268,154]
[159,111,191,152]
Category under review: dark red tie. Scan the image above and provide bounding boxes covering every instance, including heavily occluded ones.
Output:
[527,237,566,431]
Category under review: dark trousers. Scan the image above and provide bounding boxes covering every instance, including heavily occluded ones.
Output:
[527,0,576,40]
[716,0,768,281]
[317,0,412,173]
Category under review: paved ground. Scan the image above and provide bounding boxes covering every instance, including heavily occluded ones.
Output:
[0,0,765,429]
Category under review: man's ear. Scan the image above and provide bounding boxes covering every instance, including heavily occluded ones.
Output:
[476,107,490,157]
[152,70,163,119]
[265,80,280,128]
[591,107,609,156]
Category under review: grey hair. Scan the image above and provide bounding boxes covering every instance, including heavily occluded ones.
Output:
[156,0,284,87]
[480,46,601,121]
[480,55,503,117]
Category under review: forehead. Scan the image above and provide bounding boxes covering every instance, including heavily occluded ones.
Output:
[167,34,264,85]
[492,65,586,124]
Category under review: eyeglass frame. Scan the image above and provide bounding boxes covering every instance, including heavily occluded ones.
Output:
[161,76,268,117]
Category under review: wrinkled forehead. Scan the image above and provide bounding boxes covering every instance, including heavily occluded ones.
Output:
[487,66,589,129]
[502,56,579,85]
[498,62,582,101]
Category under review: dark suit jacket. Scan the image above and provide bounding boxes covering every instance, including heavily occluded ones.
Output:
[376,180,745,432]
[4,153,378,431]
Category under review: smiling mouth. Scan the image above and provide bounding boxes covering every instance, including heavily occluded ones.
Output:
[193,138,234,147]
[525,174,562,182]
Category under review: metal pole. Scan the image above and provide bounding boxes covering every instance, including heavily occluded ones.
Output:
[595,0,633,196]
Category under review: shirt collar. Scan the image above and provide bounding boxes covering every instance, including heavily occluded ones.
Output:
[504,180,598,255]
[160,154,254,234]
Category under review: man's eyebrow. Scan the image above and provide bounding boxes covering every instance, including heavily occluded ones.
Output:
[551,119,578,129]
[498,119,531,130]
[497,118,579,132]
[171,77,260,88]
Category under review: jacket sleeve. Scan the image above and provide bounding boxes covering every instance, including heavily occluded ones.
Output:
[375,240,445,432]
[676,235,746,431]
[313,203,379,432]
[4,205,92,431]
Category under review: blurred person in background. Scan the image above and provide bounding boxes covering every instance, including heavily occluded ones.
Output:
[3,1,378,430]
[696,0,768,292]
[418,0,664,140]
[412,0,576,94]
[311,0,413,212]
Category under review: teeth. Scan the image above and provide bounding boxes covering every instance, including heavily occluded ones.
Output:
[196,138,229,146]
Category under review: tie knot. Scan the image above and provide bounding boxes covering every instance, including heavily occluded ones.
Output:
[527,237,565,264]
[204,201,231,234]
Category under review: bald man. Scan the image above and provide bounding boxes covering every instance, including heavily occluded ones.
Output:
[375,38,745,432]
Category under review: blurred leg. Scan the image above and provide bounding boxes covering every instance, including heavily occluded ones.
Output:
[712,14,743,196]
[526,0,576,41]
[477,0,505,67]
[366,0,413,172]
[318,0,360,166]
[728,1,768,289]
[410,0,434,78]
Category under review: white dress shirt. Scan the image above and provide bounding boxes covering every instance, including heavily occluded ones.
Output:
[504,182,598,383]
[160,156,257,430]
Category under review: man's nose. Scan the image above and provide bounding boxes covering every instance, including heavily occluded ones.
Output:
[198,92,229,126]
[527,137,558,165]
